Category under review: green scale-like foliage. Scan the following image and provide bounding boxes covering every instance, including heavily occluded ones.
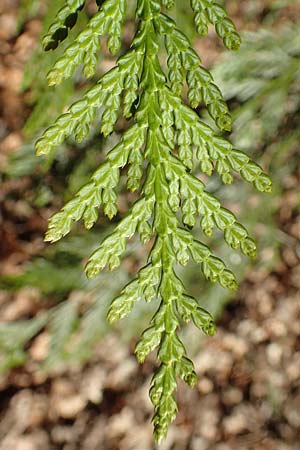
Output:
[36,0,272,441]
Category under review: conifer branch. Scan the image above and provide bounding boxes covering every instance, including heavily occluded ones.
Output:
[35,0,272,441]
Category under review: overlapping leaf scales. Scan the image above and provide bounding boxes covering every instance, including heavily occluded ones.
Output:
[191,0,241,50]
[43,0,86,51]
[46,0,127,85]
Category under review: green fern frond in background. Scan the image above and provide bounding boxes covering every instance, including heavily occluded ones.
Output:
[26,0,273,441]
[0,315,47,372]
[214,26,300,152]
[0,232,131,371]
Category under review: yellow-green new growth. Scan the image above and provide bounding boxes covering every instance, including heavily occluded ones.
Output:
[36,0,272,442]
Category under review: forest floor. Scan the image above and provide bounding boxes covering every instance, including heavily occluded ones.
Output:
[1,1,300,449]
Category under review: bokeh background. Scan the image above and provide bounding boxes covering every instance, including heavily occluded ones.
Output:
[0,1,300,449]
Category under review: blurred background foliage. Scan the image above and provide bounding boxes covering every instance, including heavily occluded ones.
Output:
[0,0,299,374]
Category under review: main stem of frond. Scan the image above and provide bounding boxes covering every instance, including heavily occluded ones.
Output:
[136,0,184,441]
